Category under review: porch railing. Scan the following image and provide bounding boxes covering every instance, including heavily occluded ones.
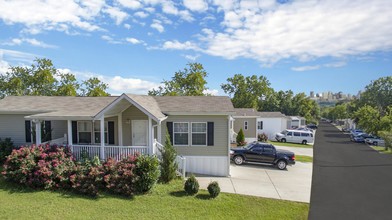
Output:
[176,155,186,178]
[71,145,148,161]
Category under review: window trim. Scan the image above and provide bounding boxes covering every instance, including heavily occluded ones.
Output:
[257,121,263,130]
[173,122,190,146]
[244,121,248,130]
[93,121,109,144]
[191,122,207,146]
[77,121,92,144]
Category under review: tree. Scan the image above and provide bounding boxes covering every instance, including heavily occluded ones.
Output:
[354,105,380,135]
[221,74,271,109]
[236,128,246,146]
[159,131,178,183]
[56,72,80,96]
[359,76,392,114]
[81,77,110,97]
[149,63,208,96]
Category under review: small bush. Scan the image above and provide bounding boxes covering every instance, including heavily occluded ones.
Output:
[0,138,14,164]
[134,154,160,194]
[184,175,199,195]
[159,131,178,183]
[236,129,246,146]
[69,164,103,197]
[207,181,220,198]
[258,133,268,142]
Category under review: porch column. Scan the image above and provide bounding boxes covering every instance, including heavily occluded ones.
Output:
[67,120,72,145]
[148,117,152,155]
[157,122,162,144]
[100,117,105,160]
[35,120,42,145]
[118,113,123,146]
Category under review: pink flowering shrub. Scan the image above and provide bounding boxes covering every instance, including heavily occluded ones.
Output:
[1,145,74,189]
[69,164,104,197]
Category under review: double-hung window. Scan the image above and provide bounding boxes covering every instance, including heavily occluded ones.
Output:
[173,122,189,145]
[191,122,207,146]
[94,121,108,144]
[244,121,248,130]
[78,121,92,143]
[257,121,263,130]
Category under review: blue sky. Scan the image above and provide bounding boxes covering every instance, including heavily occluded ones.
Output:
[0,0,391,96]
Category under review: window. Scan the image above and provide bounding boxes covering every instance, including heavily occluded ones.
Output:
[263,145,274,153]
[257,121,263,130]
[94,121,108,144]
[78,121,92,143]
[192,122,207,146]
[244,121,248,130]
[251,145,263,152]
[287,132,293,136]
[173,122,189,145]
[301,133,310,137]
[294,132,301,137]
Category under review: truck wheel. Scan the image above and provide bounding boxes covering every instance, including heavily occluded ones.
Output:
[281,138,286,143]
[234,156,244,165]
[277,160,287,170]
[302,140,307,145]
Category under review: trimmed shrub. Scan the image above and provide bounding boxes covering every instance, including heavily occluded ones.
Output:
[258,133,268,142]
[184,175,199,195]
[134,154,160,194]
[207,181,221,198]
[69,164,104,197]
[236,128,246,146]
[0,138,14,164]
[159,131,178,183]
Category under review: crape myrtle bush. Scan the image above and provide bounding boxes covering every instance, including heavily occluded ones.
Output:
[1,145,160,197]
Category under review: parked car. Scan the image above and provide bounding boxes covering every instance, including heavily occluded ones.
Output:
[341,127,351,132]
[230,142,295,170]
[306,124,318,130]
[275,129,314,145]
[351,133,373,143]
[365,136,385,146]
[350,129,363,135]
[296,127,313,132]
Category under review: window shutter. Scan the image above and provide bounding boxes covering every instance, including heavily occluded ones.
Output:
[167,122,173,145]
[207,122,214,146]
[44,121,52,141]
[25,120,31,143]
[108,121,115,145]
[72,121,78,144]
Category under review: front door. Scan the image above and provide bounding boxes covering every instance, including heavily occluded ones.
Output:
[132,120,148,146]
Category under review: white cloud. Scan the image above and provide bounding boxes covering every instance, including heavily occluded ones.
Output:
[183,0,208,12]
[196,0,392,65]
[106,76,160,94]
[0,0,104,33]
[103,6,128,25]
[0,56,10,75]
[124,23,132,29]
[291,65,320,72]
[0,49,38,63]
[126,38,142,44]
[162,40,200,50]
[134,11,149,18]
[324,61,347,68]
[183,54,200,61]
[101,35,122,44]
[151,20,164,32]
[3,38,57,48]
[116,0,142,9]
[203,89,219,96]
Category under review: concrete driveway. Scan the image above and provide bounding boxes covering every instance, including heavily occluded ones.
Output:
[197,161,312,203]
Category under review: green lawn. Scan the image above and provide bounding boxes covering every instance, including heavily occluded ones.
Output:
[0,177,309,220]
[371,146,392,154]
[295,155,313,163]
[268,140,313,148]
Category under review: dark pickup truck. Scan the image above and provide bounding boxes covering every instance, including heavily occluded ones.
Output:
[230,142,295,170]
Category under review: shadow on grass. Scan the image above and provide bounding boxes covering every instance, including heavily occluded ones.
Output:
[195,194,211,200]
[169,190,187,197]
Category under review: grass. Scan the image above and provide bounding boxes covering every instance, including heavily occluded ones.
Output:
[295,155,313,163]
[268,140,313,148]
[371,146,392,154]
[0,176,309,220]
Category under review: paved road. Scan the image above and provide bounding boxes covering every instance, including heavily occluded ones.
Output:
[309,122,392,220]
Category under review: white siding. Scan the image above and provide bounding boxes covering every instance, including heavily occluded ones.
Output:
[257,117,287,140]
[0,114,28,146]
[184,156,229,176]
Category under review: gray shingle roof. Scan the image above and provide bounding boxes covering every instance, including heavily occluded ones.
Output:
[153,96,235,114]
[234,108,286,118]
[0,95,235,119]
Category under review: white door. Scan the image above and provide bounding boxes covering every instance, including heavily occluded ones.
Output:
[132,120,148,146]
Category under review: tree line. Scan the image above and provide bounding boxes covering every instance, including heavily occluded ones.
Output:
[0,58,109,98]
[1,58,320,123]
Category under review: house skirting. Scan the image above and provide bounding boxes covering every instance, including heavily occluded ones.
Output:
[183,156,229,177]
